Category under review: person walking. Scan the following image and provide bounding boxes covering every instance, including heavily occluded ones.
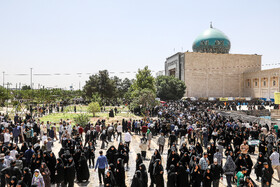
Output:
[262,162,273,187]
[117,123,123,142]
[210,158,223,187]
[139,134,148,160]
[157,133,165,154]
[223,154,236,187]
[95,151,108,185]
[124,131,132,148]
[199,153,209,174]
[269,147,280,181]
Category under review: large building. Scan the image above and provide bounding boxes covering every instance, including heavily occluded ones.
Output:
[165,24,279,99]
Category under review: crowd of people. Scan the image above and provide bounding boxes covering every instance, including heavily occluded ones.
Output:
[0,100,280,187]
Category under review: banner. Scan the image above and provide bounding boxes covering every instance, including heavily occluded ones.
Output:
[248,140,260,146]
[274,92,280,104]
[219,97,228,101]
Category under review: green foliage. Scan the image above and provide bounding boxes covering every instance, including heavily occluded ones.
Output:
[0,86,10,106]
[112,77,132,99]
[131,66,156,93]
[83,70,116,102]
[12,88,82,105]
[92,93,102,106]
[87,102,101,117]
[156,75,186,101]
[83,70,133,105]
[128,66,157,115]
[21,85,31,90]
[73,113,90,127]
[130,88,157,113]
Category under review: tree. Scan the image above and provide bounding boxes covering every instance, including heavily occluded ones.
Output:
[21,85,31,90]
[156,75,186,100]
[83,70,116,103]
[130,88,157,114]
[0,86,9,106]
[128,66,157,115]
[131,66,156,93]
[120,78,132,96]
[87,102,101,117]
[74,113,90,127]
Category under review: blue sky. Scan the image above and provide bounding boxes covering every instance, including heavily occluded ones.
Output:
[0,0,279,89]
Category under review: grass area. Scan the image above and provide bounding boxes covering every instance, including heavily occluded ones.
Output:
[64,105,130,113]
[40,111,139,124]
[39,113,87,123]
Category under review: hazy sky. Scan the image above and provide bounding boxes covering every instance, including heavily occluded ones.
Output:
[0,0,279,89]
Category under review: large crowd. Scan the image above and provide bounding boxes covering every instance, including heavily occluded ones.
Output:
[0,100,280,187]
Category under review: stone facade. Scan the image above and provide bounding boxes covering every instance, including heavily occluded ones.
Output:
[165,53,185,81]
[244,68,280,99]
[164,52,263,98]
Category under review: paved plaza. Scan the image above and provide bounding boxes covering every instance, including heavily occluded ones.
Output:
[48,130,279,187]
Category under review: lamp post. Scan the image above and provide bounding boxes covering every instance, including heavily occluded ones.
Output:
[6,82,12,114]
[30,68,33,89]
[2,71,4,87]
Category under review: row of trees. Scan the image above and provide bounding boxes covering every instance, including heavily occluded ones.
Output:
[0,86,82,107]
[0,66,186,116]
[83,70,132,104]
[83,66,186,114]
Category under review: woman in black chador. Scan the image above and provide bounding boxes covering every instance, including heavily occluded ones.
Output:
[54,158,65,187]
[136,153,143,171]
[131,170,143,187]
[22,167,32,187]
[76,153,90,183]
[104,170,116,187]
[177,165,189,187]
[139,163,148,187]
[115,158,126,187]
[167,165,177,187]
[254,152,266,181]
[153,159,164,187]
[47,152,56,184]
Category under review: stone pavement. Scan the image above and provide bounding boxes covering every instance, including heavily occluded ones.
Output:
[50,133,280,187]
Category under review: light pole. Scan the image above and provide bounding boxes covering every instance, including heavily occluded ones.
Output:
[2,71,4,87]
[30,68,33,89]
[6,82,12,114]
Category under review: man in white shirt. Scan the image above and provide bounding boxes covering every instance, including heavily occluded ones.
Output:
[10,145,18,161]
[270,148,280,180]
[117,123,123,142]
[124,131,132,147]
[4,130,11,146]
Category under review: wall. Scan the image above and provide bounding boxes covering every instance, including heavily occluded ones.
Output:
[184,52,262,97]
[165,53,185,81]
[244,68,280,99]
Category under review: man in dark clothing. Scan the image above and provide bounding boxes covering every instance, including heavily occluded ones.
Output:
[24,146,34,166]
[210,158,223,187]
[169,131,176,148]
[262,162,274,187]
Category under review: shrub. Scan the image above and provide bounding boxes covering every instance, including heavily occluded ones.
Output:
[87,102,101,117]
[73,113,90,127]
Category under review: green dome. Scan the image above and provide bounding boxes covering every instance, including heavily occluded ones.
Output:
[192,25,231,54]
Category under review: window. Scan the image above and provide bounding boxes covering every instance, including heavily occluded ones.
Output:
[264,81,266,86]
[255,81,258,87]
[273,80,276,86]
[247,81,250,87]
